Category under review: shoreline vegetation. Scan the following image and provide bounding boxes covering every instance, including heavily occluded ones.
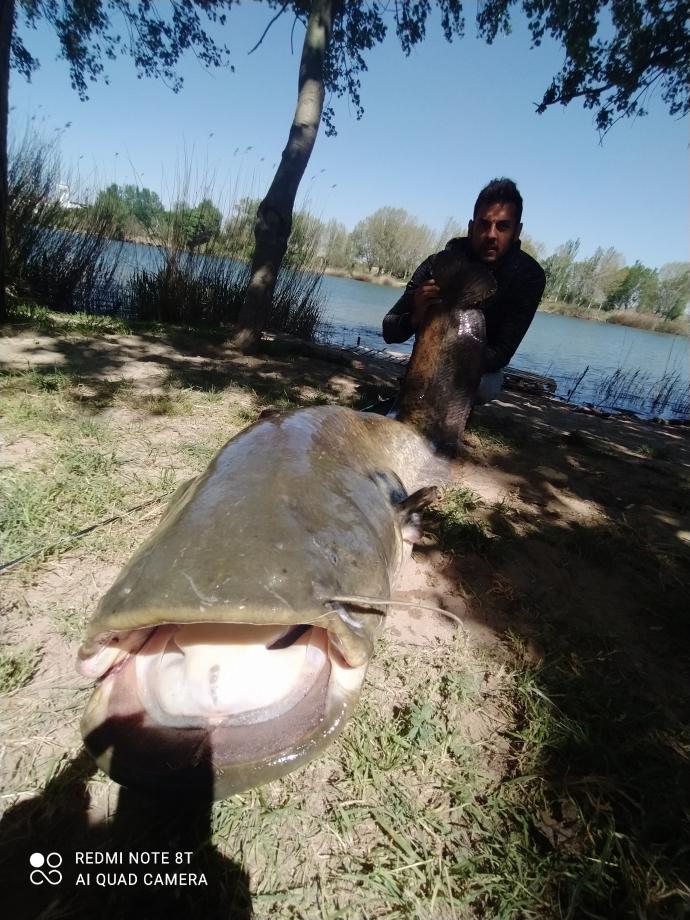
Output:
[538,298,689,336]
[3,134,688,419]
[110,235,690,337]
[5,133,687,343]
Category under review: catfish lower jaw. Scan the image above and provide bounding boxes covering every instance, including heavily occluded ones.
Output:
[79,623,367,797]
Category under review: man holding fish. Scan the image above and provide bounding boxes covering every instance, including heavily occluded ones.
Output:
[383,177,546,409]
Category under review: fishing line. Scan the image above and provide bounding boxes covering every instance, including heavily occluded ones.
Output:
[0,491,175,576]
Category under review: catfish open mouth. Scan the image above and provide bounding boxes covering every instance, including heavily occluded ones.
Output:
[78,621,366,796]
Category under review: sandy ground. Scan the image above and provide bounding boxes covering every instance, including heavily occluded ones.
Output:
[1,326,689,917]
[2,324,688,690]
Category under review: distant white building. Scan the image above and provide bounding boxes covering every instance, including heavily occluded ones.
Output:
[56,183,84,210]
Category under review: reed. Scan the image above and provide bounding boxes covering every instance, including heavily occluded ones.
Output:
[5,135,327,340]
[6,133,121,313]
[122,194,326,337]
[587,367,688,417]
[125,250,247,326]
[605,310,689,335]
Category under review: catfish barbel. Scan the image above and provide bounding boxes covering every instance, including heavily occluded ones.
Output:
[78,406,443,797]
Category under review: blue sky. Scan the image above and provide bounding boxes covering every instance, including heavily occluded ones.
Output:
[9,4,689,269]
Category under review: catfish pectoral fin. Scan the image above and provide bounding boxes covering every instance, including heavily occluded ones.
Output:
[395,486,438,515]
[396,486,439,544]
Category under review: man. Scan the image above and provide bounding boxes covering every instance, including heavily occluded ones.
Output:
[383,177,545,404]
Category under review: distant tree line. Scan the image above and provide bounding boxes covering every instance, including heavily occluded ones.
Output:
[81,187,465,278]
[87,184,223,251]
[543,240,690,321]
[73,183,689,322]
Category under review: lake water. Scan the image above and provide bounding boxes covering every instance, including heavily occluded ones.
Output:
[317,274,689,420]
[104,242,689,420]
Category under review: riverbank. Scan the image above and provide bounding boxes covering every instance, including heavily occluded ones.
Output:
[324,268,688,336]
[324,266,406,288]
[1,323,689,918]
[28,216,690,337]
[540,297,689,336]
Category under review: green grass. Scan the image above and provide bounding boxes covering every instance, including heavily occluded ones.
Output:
[0,361,256,569]
[5,302,136,336]
[0,645,39,692]
[208,635,506,918]
[49,604,90,643]
[136,390,194,416]
[199,628,690,919]
[176,440,222,469]
[49,311,137,336]
[427,486,495,555]
[76,417,111,441]
[0,367,136,433]
[248,382,335,414]
[161,366,240,393]
[4,301,228,340]
[0,444,126,562]
[508,643,690,918]
[1,365,74,398]
[467,422,517,451]
[2,322,689,918]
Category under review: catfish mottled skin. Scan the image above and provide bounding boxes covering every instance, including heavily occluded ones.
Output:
[78,405,441,797]
[396,249,496,455]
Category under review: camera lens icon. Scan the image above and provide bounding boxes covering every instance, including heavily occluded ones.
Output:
[29,852,63,885]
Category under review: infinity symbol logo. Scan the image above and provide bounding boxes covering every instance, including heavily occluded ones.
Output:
[29,852,63,885]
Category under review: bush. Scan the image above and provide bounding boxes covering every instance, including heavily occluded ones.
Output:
[5,134,327,341]
[125,199,326,338]
[6,133,122,313]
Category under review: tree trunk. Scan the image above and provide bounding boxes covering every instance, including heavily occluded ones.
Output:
[0,0,14,322]
[233,0,335,354]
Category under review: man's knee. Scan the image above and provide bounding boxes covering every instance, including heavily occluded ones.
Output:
[474,369,504,405]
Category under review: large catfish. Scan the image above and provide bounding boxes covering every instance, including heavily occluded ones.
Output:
[78,406,443,798]
[396,249,497,454]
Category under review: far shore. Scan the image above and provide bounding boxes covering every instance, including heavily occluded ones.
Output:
[323,267,688,337]
[323,266,406,288]
[104,233,689,338]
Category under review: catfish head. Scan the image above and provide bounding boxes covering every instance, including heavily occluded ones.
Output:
[76,407,442,798]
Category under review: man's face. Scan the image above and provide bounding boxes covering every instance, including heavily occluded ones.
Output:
[468,202,522,264]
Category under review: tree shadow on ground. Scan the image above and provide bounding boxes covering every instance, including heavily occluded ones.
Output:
[421,392,690,916]
[0,328,399,414]
[4,323,688,913]
[0,745,252,920]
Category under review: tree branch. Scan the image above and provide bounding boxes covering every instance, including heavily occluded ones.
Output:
[248,3,290,55]
[537,80,615,110]
[288,11,309,54]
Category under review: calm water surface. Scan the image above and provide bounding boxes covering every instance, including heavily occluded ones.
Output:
[107,243,689,419]
[318,274,689,419]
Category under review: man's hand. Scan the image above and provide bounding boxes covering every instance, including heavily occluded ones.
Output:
[410,280,442,329]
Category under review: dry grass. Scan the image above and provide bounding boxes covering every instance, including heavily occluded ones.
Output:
[605,310,689,335]
[539,300,689,337]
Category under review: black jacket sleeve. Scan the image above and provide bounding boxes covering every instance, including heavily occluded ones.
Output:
[482,262,546,373]
[382,254,436,344]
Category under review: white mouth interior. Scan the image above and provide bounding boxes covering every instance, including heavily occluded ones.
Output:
[133,623,329,728]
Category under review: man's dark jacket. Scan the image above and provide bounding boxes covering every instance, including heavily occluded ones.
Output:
[382,237,546,373]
